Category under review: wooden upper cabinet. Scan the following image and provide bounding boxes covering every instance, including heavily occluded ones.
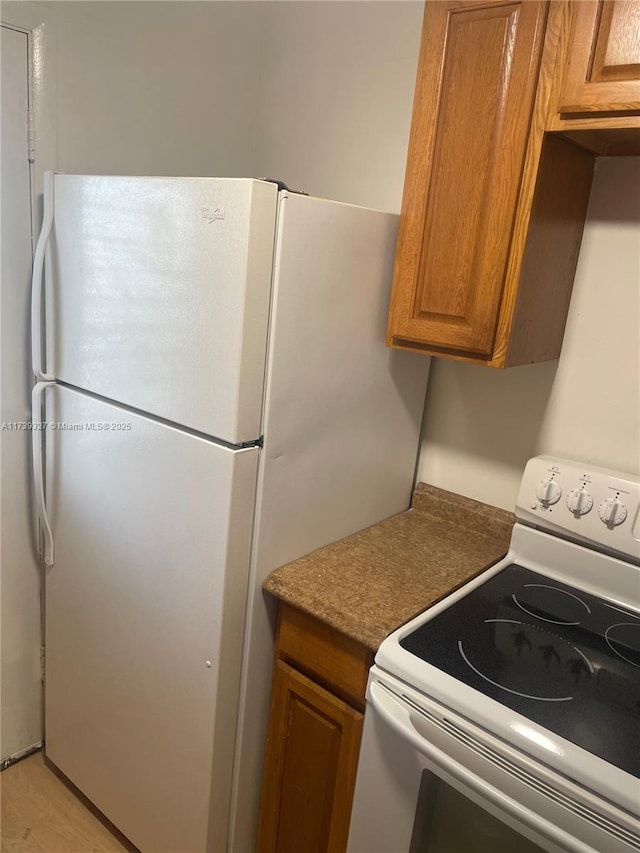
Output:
[558,1,640,116]
[389,0,638,366]
[387,0,604,367]
[388,1,550,362]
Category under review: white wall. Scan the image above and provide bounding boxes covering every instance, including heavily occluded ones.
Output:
[1,22,43,764]
[418,158,640,509]
[253,0,424,212]
[246,2,640,512]
[1,0,58,764]
[54,1,267,177]
[52,0,424,205]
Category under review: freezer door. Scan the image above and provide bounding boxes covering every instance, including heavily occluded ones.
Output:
[43,384,258,853]
[48,175,277,443]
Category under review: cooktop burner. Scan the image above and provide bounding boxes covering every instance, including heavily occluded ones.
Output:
[400,565,640,778]
[512,583,591,625]
[606,622,640,668]
[457,618,593,703]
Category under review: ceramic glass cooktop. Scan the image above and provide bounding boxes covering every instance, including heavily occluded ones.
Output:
[400,565,640,778]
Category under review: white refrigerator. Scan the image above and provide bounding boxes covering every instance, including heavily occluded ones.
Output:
[31,174,430,852]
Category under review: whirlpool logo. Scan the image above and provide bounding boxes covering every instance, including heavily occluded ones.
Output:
[201,207,225,224]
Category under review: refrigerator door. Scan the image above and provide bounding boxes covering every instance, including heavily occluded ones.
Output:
[257,192,430,558]
[230,191,431,852]
[43,384,258,853]
[47,175,277,443]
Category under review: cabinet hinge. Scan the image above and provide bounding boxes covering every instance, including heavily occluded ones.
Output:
[28,109,36,163]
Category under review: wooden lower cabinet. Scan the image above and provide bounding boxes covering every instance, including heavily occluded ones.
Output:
[257,605,373,853]
[257,660,363,853]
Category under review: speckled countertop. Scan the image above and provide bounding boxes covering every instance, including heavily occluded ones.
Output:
[263,483,515,651]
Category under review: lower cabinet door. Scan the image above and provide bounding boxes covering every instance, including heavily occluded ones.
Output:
[258,659,364,853]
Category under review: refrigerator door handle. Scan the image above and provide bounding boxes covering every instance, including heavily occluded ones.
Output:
[31,170,55,382]
[32,381,56,566]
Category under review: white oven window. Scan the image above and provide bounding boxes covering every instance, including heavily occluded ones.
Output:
[409,769,545,853]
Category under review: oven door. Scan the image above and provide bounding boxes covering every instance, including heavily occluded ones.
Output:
[347,669,639,853]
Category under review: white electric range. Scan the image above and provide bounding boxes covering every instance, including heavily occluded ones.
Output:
[348,456,640,853]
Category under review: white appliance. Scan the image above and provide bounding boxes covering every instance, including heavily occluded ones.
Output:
[30,173,430,853]
[348,456,640,853]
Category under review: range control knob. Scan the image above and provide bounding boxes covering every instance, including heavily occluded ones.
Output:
[599,497,627,527]
[536,478,561,506]
[566,488,593,516]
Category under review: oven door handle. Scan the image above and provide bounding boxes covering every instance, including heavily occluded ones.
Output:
[369,682,595,853]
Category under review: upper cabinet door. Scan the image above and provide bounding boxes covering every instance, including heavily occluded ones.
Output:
[558,1,640,116]
[387,1,548,358]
